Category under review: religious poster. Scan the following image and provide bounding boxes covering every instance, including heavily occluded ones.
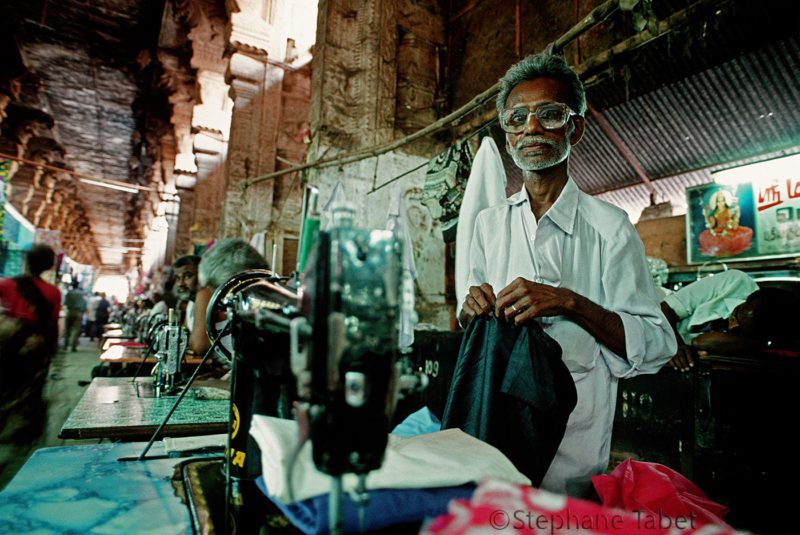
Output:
[686,178,800,264]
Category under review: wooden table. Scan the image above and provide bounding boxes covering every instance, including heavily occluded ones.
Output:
[59,377,229,440]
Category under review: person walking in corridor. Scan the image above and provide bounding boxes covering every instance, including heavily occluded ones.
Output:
[63,280,86,352]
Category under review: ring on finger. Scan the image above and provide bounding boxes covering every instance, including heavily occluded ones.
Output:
[511,304,518,312]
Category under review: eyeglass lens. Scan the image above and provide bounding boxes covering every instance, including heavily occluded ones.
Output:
[502,104,570,132]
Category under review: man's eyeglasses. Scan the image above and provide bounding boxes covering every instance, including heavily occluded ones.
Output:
[500,102,579,134]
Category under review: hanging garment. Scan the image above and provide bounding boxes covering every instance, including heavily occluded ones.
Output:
[441,316,576,486]
[422,139,475,242]
[386,188,419,352]
[455,136,507,313]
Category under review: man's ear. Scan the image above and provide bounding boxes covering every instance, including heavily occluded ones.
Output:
[569,115,585,145]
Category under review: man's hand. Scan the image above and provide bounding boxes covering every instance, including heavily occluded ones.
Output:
[496,277,629,359]
[460,283,496,326]
[495,277,575,324]
[667,343,695,372]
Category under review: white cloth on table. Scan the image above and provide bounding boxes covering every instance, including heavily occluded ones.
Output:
[455,136,507,316]
[250,415,531,503]
[163,434,227,454]
[663,269,758,343]
[464,177,676,497]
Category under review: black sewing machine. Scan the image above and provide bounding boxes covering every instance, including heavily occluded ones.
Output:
[200,194,426,533]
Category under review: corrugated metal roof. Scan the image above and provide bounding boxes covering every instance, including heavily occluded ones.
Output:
[594,170,711,222]
[572,33,800,211]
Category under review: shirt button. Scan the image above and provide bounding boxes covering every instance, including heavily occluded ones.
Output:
[530,235,536,241]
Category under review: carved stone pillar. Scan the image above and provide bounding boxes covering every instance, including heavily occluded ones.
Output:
[220,0,278,238]
[310,0,398,153]
[218,0,317,243]
[162,190,181,265]
[175,186,196,255]
[0,33,26,126]
[184,0,232,246]
[309,0,449,327]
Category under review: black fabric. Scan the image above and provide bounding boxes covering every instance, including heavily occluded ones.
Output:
[441,316,577,486]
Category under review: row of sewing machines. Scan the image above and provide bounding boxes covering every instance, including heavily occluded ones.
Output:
[121,186,431,533]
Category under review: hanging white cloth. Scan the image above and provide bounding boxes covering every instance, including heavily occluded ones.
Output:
[249,231,267,260]
[387,188,418,352]
[455,136,507,317]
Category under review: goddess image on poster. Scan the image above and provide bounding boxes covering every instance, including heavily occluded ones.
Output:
[698,189,753,256]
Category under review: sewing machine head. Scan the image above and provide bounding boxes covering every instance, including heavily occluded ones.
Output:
[298,208,403,476]
[143,309,189,397]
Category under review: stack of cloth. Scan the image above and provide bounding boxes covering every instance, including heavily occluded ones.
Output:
[249,408,530,534]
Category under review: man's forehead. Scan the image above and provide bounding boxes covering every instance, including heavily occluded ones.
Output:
[506,77,572,107]
[175,265,197,275]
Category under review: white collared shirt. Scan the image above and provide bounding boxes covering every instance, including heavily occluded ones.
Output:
[465,177,676,496]
[663,269,757,343]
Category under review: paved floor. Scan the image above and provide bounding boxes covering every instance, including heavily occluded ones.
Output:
[0,334,103,489]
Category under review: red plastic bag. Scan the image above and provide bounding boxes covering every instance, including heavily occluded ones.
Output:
[592,460,730,528]
[423,478,742,535]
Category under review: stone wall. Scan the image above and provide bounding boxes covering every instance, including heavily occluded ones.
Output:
[307,0,449,327]
[446,0,620,109]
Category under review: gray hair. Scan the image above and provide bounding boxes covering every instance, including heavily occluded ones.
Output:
[496,53,587,117]
[198,238,269,289]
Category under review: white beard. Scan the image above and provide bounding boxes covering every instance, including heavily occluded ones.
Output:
[509,135,571,171]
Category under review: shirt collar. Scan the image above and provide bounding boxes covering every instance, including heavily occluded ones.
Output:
[507,177,579,235]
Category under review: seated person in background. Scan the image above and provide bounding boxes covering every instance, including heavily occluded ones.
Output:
[148,291,167,317]
[661,269,799,370]
[94,292,111,339]
[189,238,269,357]
[172,255,201,331]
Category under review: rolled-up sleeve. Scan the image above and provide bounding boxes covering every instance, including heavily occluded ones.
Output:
[601,225,677,378]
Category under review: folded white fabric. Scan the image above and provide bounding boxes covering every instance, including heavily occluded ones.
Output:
[163,433,227,455]
[250,415,531,503]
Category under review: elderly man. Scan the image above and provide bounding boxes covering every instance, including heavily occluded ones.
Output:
[459,53,676,497]
[189,239,268,356]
